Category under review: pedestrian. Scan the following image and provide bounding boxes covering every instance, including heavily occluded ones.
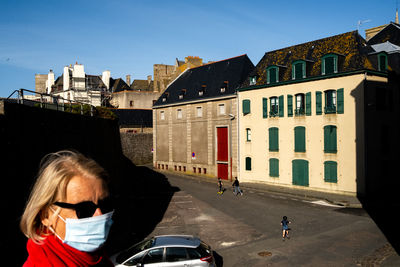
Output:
[20,150,114,266]
[281,216,291,241]
[217,177,224,194]
[232,177,243,196]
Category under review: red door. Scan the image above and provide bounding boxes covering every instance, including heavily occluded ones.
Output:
[217,127,229,180]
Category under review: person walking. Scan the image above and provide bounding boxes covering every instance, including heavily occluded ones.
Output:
[281,216,291,241]
[232,177,243,196]
[217,178,224,195]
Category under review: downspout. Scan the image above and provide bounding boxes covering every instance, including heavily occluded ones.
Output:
[236,91,240,181]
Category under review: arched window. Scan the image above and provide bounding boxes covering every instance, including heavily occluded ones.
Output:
[267,66,279,84]
[322,54,338,75]
[324,125,337,153]
[245,157,252,171]
[292,60,306,80]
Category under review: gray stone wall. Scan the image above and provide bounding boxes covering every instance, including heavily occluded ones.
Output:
[120,132,153,165]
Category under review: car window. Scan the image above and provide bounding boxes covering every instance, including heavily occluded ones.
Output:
[187,248,201,259]
[142,248,164,264]
[117,238,155,264]
[124,251,146,266]
[166,247,188,262]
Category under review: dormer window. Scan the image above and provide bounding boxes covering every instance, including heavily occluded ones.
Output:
[378,52,388,72]
[198,90,204,96]
[220,81,228,93]
[267,66,279,84]
[178,89,186,100]
[292,60,306,80]
[322,54,338,75]
[249,76,257,86]
[162,92,169,102]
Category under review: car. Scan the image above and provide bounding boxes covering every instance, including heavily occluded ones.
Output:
[111,235,216,267]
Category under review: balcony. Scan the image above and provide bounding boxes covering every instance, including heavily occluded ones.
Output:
[295,107,305,116]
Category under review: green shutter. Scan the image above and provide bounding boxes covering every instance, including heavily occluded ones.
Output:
[292,160,309,186]
[243,99,250,115]
[337,88,344,114]
[269,127,279,151]
[278,95,284,117]
[294,126,306,152]
[245,157,252,171]
[324,161,337,183]
[295,62,303,79]
[305,92,311,116]
[262,98,268,118]
[324,125,337,153]
[269,158,279,177]
[325,57,334,74]
[316,91,322,115]
[287,95,293,117]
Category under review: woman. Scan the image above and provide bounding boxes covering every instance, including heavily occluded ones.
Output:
[20,150,114,266]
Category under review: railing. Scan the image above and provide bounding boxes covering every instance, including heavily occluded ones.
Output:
[295,108,305,116]
[6,88,97,116]
[324,105,337,114]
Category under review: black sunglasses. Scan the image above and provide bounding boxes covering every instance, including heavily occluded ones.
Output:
[53,197,113,219]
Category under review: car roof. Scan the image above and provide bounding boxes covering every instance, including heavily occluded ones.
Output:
[153,235,201,248]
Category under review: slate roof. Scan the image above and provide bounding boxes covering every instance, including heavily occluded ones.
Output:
[110,78,131,93]
[110,108,152,127]
[130,79,154,91]
[241,31,376,88]
[367,22,400,46]
[153,54,254,107]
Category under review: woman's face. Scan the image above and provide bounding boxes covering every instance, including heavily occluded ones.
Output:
[43,175,108,239]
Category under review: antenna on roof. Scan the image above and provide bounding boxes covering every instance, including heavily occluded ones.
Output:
[357,19,371,31]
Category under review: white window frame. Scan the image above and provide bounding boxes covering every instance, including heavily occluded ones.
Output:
[160,111,165,120]
[246,128,251,141]
[177,109,182,119]
[218,104,226,115]
[196,106,203,117]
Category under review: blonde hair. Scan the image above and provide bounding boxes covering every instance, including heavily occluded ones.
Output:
[20,150,109,243]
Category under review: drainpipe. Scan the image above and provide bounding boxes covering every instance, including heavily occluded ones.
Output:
[229,113,235,182]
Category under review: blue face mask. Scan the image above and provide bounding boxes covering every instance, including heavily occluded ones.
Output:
[52,210,114,252]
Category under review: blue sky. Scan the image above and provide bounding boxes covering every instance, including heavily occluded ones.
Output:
[0,0,397,97]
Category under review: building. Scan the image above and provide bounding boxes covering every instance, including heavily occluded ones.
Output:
[153,55,254,180]
[237,30,400,197]
[36,63,112,107]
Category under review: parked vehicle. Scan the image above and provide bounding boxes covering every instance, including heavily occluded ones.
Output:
[111,235,215,267]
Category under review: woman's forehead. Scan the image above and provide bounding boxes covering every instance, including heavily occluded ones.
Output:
[65,176,107,202]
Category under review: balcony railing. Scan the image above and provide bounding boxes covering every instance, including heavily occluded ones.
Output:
[295,108,305,116]
[324,105,337,114]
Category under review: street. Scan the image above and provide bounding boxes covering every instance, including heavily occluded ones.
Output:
[145,171,395,266]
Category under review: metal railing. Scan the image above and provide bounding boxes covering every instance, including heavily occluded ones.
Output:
[6,88,97,116]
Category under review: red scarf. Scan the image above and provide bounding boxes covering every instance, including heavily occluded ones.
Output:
[23,234,113,267]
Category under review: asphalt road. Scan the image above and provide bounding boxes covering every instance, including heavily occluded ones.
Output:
[146,171,394,266]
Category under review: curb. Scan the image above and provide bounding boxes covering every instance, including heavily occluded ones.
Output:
[153,168,363,208]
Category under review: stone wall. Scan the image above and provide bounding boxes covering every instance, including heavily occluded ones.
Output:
[120,132,153,165]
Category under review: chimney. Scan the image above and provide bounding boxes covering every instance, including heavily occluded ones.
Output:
[46,69,55,94]
[396,8,399,24]
[102,70,110,89]
[126,75,131,86]
[147,75,152,85]
[63,66,70,91]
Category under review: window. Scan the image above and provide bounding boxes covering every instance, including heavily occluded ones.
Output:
[220,87,226,93]
[292,159,309,186]
[242,99,251,115]
[378,52,388,72]
[177,109,182,119]
[324,125,337,153]
[295,94,305,115]
[322,54,338,75]
[199,90,204,96]
[269,127,279,151]
[292,60,306,80]
[129,100,134,107]
[142,248,164,264]
[267,66,279,84]
[324,90,336,114]
[270,97,278,117]
[218,104,225,115]
[324,88,343,114]
[126,251,146,266]
[166,247,188,262]
[245,157,252,171]
[250,76,257,85]
[269,158,279,177]
[324,161,338,183]
[196,107,202,117]
[160,111,165,120]
[294,126,306,152]
[246,128,251,141]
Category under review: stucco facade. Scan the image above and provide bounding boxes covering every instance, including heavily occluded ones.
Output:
[238,72,388,196]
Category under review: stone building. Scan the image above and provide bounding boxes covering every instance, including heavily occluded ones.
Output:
[35,63,111,107]
[153,55,254,180]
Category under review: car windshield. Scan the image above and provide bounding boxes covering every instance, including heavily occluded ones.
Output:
[116,238,155,264]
